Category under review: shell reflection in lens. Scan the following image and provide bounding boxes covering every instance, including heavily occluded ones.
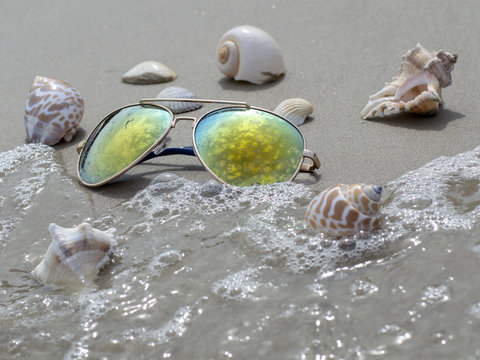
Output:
[78,104,172,185]
[194,107,305,186]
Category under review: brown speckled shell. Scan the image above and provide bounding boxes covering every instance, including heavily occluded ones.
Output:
[24,76,84,145]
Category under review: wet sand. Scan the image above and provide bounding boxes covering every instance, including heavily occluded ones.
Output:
[0,0,478,209]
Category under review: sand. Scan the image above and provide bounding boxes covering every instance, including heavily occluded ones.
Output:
[1,0,478,210]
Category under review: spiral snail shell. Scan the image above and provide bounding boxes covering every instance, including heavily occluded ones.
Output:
[216,25,286,84]
[306,184,383,237]
[24,76,84,145]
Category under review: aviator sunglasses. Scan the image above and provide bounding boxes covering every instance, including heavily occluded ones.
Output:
[77,98,321,187]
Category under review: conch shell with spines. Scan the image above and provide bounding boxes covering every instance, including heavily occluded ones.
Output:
[32,223,117,288]
[306,184,383,237]
[216,25,286,84]
[361,44,457,119]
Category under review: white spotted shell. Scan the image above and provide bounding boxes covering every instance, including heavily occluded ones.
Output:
[24,76,84,145]
[273,98,313,126]
[217,25,286,84]
[32,223,117,288]
[306,184,382,237]
[361,43,458,119]
[156,86,202,113]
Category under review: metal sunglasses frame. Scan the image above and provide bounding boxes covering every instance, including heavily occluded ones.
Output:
[77,98,321,187]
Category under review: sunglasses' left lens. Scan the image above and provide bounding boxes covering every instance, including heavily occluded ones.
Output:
[78,104,172,186]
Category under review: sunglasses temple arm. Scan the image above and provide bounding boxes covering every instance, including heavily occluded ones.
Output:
[300,150,321,172]
[140,146,196,164]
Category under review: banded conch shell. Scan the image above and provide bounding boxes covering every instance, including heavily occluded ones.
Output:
[306,184,382,237]
[361,43,457,119]
[32,223,117,288]
[156,86,202,113]
[122,60,177,84]
[217,25,286,84]
[24,76,84,145]
[273,98,313,126]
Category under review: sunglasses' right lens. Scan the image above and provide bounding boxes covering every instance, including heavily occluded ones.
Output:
[194,107,305,186]
[78,104,172,186]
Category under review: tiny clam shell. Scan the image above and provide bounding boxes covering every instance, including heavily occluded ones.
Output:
[216,25,286,84]
[306,184,382,237]
[155,86,202,114]
[24,76,84,145]
[273,98,313,126]
[122,61,177,84]
[32,223,117,288]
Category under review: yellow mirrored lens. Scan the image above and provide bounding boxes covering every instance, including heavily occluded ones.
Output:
[79,104,172,185]
[194,108,304,186]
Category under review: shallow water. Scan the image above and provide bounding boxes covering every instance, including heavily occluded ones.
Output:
[1,144,480,359]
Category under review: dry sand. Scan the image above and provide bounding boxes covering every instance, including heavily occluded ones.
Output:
[1,0,478,211]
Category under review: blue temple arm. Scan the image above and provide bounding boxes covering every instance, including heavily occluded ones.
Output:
[140,146,196,163]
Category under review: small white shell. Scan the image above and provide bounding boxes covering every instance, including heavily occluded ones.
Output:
[306,184,382,237]
[155,86,202,113]
[122,61,177,84]
[216,25,286,84]
[361,43,458,119]
[32,223,117,288]
[24,76,84,145]
[273,98,313,126]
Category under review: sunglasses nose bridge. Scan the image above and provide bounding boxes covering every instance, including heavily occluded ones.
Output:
[172,116,197,128]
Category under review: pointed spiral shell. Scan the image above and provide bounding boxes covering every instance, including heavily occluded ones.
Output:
[24,76,84,145]
[216,25,286,84]
[306,184,383,236]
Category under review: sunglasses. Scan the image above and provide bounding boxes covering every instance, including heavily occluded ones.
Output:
[76,98,320,187]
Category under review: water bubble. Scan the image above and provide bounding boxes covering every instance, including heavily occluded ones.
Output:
[396,194,433,210]
[468,302,480,320]
[420,284,450,306]
[151,172,181,184]
[378,324,412,345]
[429,330,453,345]
[212,268,261,301]
[154,250,184,268]
[199,180,224,197]
[350,278,379,299]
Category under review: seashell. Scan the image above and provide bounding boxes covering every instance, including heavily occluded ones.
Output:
[122,61,177,84]
[32,223,117,288]
[216,25,286,84]
[273,98,313,126]
[24,76,84,145]
[306,184,383,237]
[155,86,202,113]
[361,43,457,119]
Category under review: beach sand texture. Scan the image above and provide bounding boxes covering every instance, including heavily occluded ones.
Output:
[2,1,480,358]
[1,1,476,206]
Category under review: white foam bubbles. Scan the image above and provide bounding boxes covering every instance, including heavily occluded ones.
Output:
[116,145,480,276]
[212,268,262,301]
[419,284,450,306]
[0,144,58,244]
